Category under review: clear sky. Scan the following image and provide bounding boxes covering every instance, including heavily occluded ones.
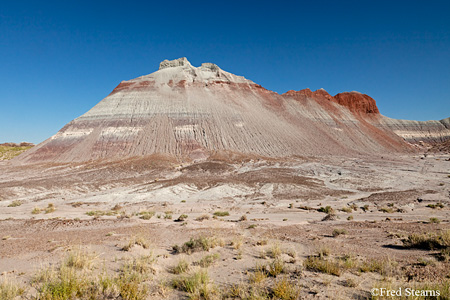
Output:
[1,0,449,144]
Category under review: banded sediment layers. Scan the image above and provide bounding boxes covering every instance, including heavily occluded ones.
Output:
[17,58,449,163]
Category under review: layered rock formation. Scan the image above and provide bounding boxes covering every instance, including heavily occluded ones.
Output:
[17,58,449,163]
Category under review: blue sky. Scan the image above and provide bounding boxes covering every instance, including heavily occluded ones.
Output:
[1,0,449,143]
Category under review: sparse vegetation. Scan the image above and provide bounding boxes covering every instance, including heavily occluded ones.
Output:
[318,206,334,214]
[173,236,220,254]
[268,243,282,258]
[64,247,97,270]
[7,200,22,207]
[86,210,118,217]
[195,214,210,222]
[341,206,352,213]
[31,248,153,300]
[361,204,370,212]
[427,203,444,209]
[429,217,441,224]
[175,214,188,222]
[197,253,220,268]
[298,205,315,211]
[171,259,190,274]
[45,203,55,214]
[122,235,151,251]
[138,211,155,220]
[171,269,217,299]
[231,237,243,250]
[0,276,25,299]
[0,144,33,160]
[379,206,395,213]
[249,263,268,284]
[359,258,397,277]
[343,278,358,287]
[347,215,354,221]
[31,207,41,214]
[272,277,300,300]
[332,228,348,237]
[403,230,450,250]
[268,258,285,277]
[304,255,341,276]
[213,211,230,217]
[322,213,337,221]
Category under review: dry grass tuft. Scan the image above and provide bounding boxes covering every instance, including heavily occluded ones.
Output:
[122,235,151,251]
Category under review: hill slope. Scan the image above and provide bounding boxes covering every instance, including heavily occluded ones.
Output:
[17,58,449,163]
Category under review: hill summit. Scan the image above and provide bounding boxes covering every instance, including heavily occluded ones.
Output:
[18,58,450,163]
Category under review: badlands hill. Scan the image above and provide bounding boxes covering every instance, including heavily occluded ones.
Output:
[17,58,450,163]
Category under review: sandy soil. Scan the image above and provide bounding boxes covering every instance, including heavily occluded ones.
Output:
[0,153,449,299]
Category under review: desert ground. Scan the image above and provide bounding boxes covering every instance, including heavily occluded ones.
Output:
[0,152,449,299]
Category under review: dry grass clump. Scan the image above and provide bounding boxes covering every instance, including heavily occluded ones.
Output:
[402,230,450,250]
[268,258,286,277]
[138,211,155,220]
[121,235,151,251]
[268,243,282,258]
[7,200,22,207]
[427,203,445,209]
[318,206,334,214]
[343,278,358,288]
[298,205,315,211]
[45,203,56,214]
[85,210,118,217]
[332,228,348,237]
[340,207,352,213]
[175,214,188,222]
[173,236,222,254]
[272,277,301,300]
[195,214,210,222]
[31,203,56,214]
[21,247,154,299]
[322,213,337,221]
[64,247,97,270]
[359,258,398,277]
[196,253,220,268]
[429,217,441,224]
[231,237,243,250]
[121,255,155,276]
[304,255,341,276]
[0,276,25,299]
[256,239,268,246]
[171,259,190,274]
[213,211,230,217]
[31,207,42,214]
[172,269,217,299]
[379,206,395,213]
[249,263,268,284]
[227,282,268,300]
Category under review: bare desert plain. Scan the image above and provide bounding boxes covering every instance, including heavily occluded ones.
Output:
[1,151,449,299]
